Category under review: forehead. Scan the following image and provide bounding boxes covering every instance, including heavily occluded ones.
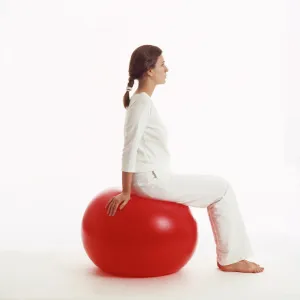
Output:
[157,55,165,64]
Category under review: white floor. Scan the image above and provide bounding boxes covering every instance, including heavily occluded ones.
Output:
[1,232,300,300]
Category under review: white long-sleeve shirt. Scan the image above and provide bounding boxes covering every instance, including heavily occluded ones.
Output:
[121,92,171,173]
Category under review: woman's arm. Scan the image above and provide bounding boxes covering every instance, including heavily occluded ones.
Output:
[106,172,132,216]
[122,171,133,195]
[122,98,151,172]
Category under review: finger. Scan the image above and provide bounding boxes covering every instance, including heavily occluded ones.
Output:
[111,201,121,216]
[108,201,116,216]
[112,202,119,216]
[119,200,128,210]
[107,198,118,214]
[105,200,111,211]
[109,201,118,216]
[105,197,114,210]
[107,200,116,215]
[106,202,112,215]
[106,197,114,209]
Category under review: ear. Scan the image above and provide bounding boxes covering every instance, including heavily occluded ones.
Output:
[146,69,154,77]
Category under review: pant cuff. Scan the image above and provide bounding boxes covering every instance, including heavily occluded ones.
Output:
[217,248,254,266]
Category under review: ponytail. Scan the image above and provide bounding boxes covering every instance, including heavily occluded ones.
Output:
[123,77,135,108]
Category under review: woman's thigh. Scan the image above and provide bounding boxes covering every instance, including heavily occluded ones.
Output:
[132,169,229,208]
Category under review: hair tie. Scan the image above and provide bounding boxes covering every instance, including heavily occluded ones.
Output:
[126,86,132,91]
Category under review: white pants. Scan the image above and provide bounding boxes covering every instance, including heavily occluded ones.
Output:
[131,168,253,266]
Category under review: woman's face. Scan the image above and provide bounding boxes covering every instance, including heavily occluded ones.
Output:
[150,55,169,84]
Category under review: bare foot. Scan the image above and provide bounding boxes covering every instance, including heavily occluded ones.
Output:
[217,260,264,273]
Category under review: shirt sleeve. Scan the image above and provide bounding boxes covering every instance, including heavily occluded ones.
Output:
[121,98,151,172]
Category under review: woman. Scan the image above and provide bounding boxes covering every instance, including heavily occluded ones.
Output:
[106,45,264,273]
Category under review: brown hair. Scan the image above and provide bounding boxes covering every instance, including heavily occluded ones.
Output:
[123,45,162,108]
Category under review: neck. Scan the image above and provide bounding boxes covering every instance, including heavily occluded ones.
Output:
[136,80,156,98]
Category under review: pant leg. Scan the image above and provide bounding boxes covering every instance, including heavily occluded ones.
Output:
[132,169,253,265]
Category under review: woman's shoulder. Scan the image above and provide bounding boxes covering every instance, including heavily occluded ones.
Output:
[131,92,151,100]
[129,92,152,107]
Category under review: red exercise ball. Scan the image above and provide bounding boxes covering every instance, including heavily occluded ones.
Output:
[81,188,198,278]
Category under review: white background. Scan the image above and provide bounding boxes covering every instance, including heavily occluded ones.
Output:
[0,0,299,298]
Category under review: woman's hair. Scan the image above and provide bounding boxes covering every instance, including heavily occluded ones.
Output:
[123,45,162,109]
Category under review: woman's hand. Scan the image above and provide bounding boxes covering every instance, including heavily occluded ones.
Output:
[105,192,131,216]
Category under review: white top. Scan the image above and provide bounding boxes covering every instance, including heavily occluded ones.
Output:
[121,92,171,173]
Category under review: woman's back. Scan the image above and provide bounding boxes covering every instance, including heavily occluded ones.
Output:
[121,92,171,173]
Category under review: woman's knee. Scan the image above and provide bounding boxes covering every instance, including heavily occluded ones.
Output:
[218,177,238,205]
[216,175,230,190]
[214,175,232,200]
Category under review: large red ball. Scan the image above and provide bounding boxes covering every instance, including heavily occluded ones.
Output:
[81,188,198,277]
